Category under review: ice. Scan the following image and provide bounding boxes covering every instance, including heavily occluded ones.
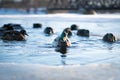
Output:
[0,63,120,80]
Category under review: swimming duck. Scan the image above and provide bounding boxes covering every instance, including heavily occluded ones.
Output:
[103,33,116,42]
[52,31,71,47]
[44,27,54,35]
[2,30,28,41]
[33,23,42,28]
[70,24,79,30]
[77,29,90,37]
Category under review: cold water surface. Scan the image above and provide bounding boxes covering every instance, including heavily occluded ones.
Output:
[0,14,120,65]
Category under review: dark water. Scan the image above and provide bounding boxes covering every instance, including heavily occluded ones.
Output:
[0,14,120,65]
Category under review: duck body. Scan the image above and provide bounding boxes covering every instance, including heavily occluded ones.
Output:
[0,23,26,40]
[33,23,42,28]
[52,32,71,47]
[1,30,28,41]
[0,24,14,38]
[77,29,90,37]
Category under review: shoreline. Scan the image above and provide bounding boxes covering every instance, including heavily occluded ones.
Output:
[0,13,120,18]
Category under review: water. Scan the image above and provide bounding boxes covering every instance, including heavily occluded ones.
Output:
[0,14,120,65]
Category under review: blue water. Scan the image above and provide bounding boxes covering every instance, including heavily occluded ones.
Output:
[0,14,120,65]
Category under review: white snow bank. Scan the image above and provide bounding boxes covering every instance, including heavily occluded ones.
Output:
[0,13,120,18]
[0,63,120,80]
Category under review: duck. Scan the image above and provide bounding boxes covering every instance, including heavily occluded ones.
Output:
[103,33,116,42]
[1,30,28,41]
[33,23,42,28]
[44,27,54,35]
[52,31,71,47]
[63,28,72,37]
[77,29,90,37]
[70,24,79,30]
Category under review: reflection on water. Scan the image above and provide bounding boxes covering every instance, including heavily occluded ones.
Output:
[61,57,67,65]
[55,46,68,65]
[0,14,120,65]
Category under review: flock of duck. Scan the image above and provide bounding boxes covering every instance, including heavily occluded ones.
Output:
[0,23,118,57]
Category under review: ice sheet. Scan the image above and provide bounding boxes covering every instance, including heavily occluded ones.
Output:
[0,63,120,80]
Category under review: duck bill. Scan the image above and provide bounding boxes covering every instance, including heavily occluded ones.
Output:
[25,33,29,36]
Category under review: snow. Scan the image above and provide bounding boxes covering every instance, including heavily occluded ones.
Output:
[0,63,120,80]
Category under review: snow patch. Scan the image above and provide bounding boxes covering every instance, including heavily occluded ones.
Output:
[0,63,120,80]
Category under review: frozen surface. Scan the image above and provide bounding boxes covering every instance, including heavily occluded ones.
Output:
[0,63,120,80]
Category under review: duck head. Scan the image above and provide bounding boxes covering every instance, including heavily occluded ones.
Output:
[59,31,71,47]
[44,27,54,35]
[20,30,28,36]
[60,31,68,41]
